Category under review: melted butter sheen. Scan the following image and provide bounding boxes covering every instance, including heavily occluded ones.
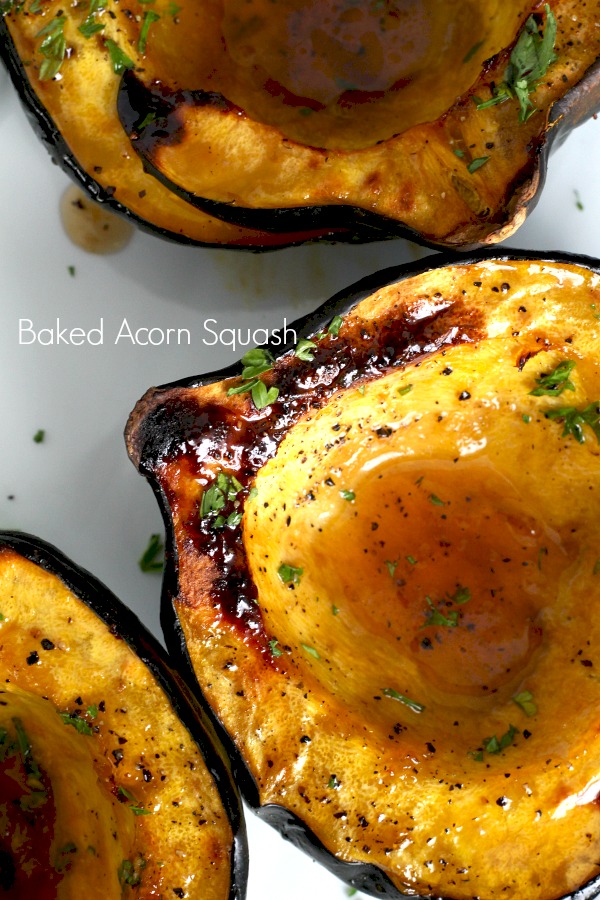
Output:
[60,186,133,255]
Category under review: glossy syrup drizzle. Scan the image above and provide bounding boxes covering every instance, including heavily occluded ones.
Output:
[138,293,485,648]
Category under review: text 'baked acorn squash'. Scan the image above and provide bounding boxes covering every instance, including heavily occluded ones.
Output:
[127,251,600,898]
[2,2,600,248]
[0,531,247,900]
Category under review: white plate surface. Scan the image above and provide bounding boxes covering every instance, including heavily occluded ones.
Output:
[1,63,599,900]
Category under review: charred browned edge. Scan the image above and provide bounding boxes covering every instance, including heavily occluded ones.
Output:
[116,13,600,247]
[130,293,487,658]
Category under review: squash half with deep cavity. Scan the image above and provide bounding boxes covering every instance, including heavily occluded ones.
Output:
[0,531,246,900]
[2,1,600,248]
[127,250,600,899]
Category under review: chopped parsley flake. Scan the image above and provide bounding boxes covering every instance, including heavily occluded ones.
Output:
[138,533,164,573]
[382,688,425,714]
[227,348,279,410]
[328,774,340,789]
[512,690,537,717]
[398,383,413,396]
[118,786,151,816]
[545,402,600,444]
[268,639,283,658]
[200,472,244,528]
[59,712,93,735]
[104,38,134,75]
[240,348,274,380]
[429,494,445,506]
[327,315,344,337]
[33,429,45,443]
[79,0,105,38]
[36,15,67,81]
[423,596,459,628]
[295,339,317,361]
[278,563,303,585]
[138,9,160,53]
[406,555,417,566]
[301,644,320,659]
[475,5,557,121]
[574,190,584,211]
[118,856,146,888]
[529,360,576,396]
[467,156,490,174]
[385,560,398,578]
[340,489,355,501]
[463,39,484,63]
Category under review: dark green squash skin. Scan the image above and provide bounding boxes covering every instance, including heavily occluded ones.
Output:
[0,530,248,900]
[127,248,600,900]
[3,1,600,251]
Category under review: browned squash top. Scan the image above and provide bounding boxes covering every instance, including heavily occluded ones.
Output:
[128,257,600,898]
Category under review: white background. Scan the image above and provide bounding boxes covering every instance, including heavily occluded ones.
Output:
[1,61,599,899]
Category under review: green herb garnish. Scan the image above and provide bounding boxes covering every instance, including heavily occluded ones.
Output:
[328,315,344,337]
[467,156,490,174]
[483,724,519,754]
[36,15,66,81]
[227,348,279,410]
[475,5,557,121]
[33,429,45,443]
[301,644,320,659]
[138,9,159,53]
[105,38,134,74]
[118,856,147,887]
[278,563,303,585]
[398,383,413,396]
[328,774,340,789]
[448,585,471,605]
[545,402,600,444]
[240,348,274,380]
[340,489,355,501]
[78,0,105,38]
[385,560,398,578]
[118,786,151,816]
[138,533,164,573]
[513,690,537,717]
[59,712,93,735]
[382,688,425,714]
[429,494,445,506]
[530,360,576,396]
[200,472,244,526]
[423,596,459,628]
[574,190,584,211]
[295,339,317,361]
[87,704,99,719]
[463,39,484,63]
[268,639,283,658]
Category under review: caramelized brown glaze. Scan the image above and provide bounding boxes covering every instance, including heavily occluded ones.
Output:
[129,256,600,899]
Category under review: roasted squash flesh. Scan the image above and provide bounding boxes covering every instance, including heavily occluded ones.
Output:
[0,537,240,900]
[128,255,600,898]
[3,0,600,246]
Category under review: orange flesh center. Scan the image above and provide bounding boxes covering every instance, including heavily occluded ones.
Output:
[308,459,560,707]
[206,0,526,148]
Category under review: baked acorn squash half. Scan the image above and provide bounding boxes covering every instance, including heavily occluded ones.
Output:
[2,2,600,248]
[0,531,246,899]
[127,250,600,899]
